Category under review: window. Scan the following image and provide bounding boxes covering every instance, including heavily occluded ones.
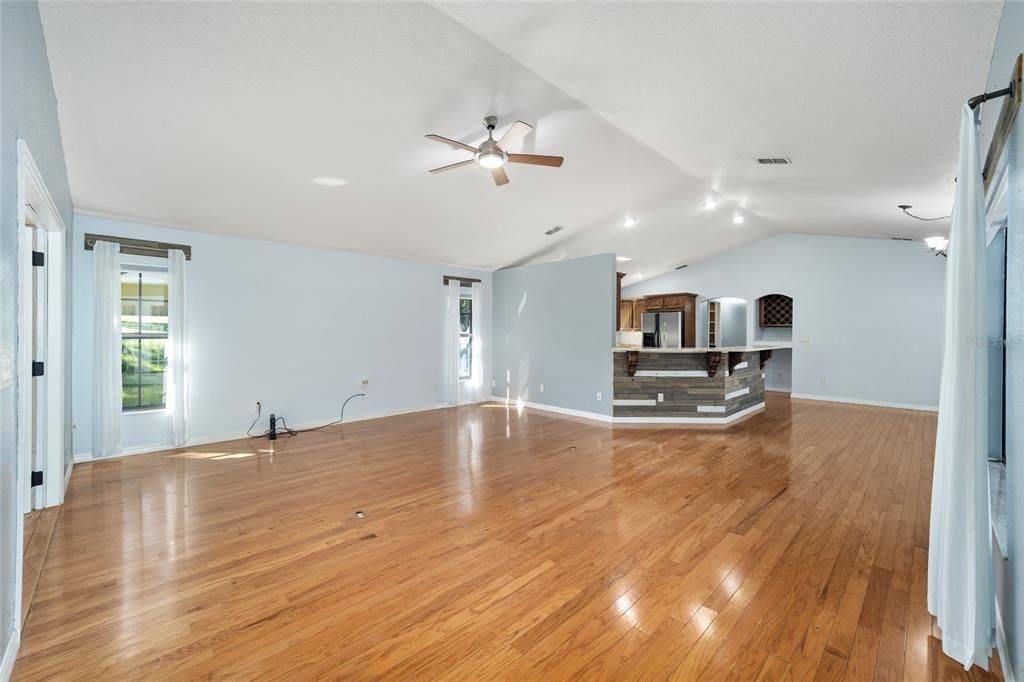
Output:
[121,270,168,410]
[459,295,472,380]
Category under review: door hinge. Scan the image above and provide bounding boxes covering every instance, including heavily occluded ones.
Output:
[32,251,44,267]
[32,361,44,377]
[31,471,43,487]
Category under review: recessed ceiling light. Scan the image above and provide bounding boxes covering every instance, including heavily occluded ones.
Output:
[623,216,637,228]
[701,198,719,210]
[616,256,632,262]
[732,214,745,225]
[311,176,348,187]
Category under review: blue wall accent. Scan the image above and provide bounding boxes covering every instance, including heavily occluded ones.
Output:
[71,214,491,457]
[492,254,616,417]
[989,2,1024,677]
[0,0,74,664]
[625,233,946,409]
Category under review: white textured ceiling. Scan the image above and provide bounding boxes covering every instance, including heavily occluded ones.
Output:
[40,1,1001,277]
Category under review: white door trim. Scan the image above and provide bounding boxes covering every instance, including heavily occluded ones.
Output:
[14,140,68,644]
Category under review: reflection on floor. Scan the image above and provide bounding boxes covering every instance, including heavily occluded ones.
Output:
[14,395,1003,680]
[21,506,59,627]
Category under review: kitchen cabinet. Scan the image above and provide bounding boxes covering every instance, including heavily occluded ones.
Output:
[641,293,697,347]
[619,299,634,331]
[619,299,646,332]
[643,293,696,314]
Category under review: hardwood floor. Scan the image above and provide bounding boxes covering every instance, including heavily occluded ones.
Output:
[21,506,59,627]
[13,395,1002,680]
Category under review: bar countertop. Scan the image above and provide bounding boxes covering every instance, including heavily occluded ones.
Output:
[612,344,787,354]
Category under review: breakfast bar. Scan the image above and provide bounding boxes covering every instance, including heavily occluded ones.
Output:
[611,346,782,424]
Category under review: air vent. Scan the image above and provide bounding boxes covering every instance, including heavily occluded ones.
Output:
[890,236,914,242]
[544,225,564,236]
[757,157,791,165]
[674,264,688,270]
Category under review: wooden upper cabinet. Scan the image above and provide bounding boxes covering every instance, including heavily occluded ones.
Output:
[619,300,634,331]
[663,294,687,310]
[644,293,695,312]
[633,298,646,321]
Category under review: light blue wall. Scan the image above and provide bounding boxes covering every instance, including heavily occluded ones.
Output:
[492,254,615,416]
[71,214,491,457]
[625,234,946,409]
[0,0,73,663]
[989,2,1023,676]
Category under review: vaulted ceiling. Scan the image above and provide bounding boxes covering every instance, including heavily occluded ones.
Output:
[40,1,1001,278]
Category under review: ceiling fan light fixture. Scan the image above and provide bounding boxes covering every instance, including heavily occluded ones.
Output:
[924,236,949,252]
[701,197,719,210]
[477,150,505,169]
[623,216,637,228]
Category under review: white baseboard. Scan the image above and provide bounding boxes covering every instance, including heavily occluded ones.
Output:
[64,460,73,494]
[764,386,792,394]
[613,402,765,425]
[489,396,614,423]
[790,393,938,413]
[73,401,457,463]
[995,600,1015,682]
[489,396,765,426]
[1,630,19,682]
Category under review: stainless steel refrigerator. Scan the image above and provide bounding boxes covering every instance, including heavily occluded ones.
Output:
[641,312,682,348]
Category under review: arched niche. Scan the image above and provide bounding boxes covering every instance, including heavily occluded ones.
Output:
[702,296,749,348]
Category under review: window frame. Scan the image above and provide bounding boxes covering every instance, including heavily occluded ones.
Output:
[121,268,169,412]
[458,294,473,381]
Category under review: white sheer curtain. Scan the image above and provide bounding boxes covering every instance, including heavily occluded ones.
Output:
[445,280,461,405]
[467,281,484,403]
[928,102,994,670]
[165,249,189,447]
[92,240,122,457]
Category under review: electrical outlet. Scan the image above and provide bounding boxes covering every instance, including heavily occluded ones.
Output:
[539,383,545,393]
[657,393,664,403]
[820,378,828,385]
[491,378,496,388]
[433,383,439,392]
[359,378,370,388]
[596,392,603,402]
[800,336,810,344]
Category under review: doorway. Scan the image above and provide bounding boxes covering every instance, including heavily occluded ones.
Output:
[15,140,67,627]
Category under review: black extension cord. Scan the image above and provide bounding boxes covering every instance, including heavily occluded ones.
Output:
[246,393,366,440]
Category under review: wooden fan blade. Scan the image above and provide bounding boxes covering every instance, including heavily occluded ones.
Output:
[497,121,533,150]
[491,166,510,186]
[507,153,564,167]
[428,159,475,174]
[425,134,479,154]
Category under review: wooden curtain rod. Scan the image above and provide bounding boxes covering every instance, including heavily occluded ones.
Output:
[84,233,192,260]
[983,53,1022,192]
[442,275,481,287]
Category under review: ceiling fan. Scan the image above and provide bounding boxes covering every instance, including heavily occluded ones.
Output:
[425,116,564,186]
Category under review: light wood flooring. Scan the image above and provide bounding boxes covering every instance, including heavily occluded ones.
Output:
[13,394,1003,680]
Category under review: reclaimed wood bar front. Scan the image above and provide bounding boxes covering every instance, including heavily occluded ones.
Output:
[611,346,781,424]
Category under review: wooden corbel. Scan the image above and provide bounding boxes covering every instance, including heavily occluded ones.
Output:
[707,352,722,378]
[625,350,640,377]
